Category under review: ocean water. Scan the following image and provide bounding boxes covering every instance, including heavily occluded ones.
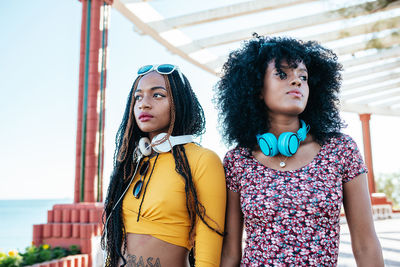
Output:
[0,199,72,253]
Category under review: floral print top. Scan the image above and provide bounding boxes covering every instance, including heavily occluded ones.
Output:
[224,134,367,266]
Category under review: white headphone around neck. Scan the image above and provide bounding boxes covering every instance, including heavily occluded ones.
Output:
[136,132,194,157]
[103,132,194,256]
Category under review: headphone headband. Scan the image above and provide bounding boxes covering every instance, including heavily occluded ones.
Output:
[136,133,194,157]
[152,133,194,153]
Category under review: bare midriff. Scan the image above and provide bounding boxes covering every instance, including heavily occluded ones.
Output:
[121,233,190,267]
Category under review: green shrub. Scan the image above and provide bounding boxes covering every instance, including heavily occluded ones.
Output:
[0,251,22,267]
[376,171,400,209]
[0,244,81,267]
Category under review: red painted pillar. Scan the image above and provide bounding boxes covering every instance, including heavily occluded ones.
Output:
[75,0,88,203]
[359,113,376,195]
[75,0,112,203]
[84,0,101,203]
[31,3,112,264]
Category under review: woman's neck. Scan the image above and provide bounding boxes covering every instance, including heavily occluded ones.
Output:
[267,115,301,136]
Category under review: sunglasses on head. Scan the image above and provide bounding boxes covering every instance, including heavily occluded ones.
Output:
[132,158,150,199]
[137,64,185,85]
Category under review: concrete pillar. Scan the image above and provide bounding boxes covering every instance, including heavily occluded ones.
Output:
[75,0,112,203]
[30,2,112,265]
[359,113,376,195]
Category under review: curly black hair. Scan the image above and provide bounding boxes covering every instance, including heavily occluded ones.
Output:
[215,35,345,149]
[102,70,222,266]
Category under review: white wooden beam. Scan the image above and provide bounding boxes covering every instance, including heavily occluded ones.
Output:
[343,71,400,91]
[177,1,399,53]
[348,90,400,105]
[341,81,400,100]
[341,46,400,68]
[370,94,400,107]
[334,33,400,56]
[390,102,400,109]
[112,0,216,75]
[340,102,400,116]
[207,44,400,74]
[343,59,400,80]
[148,0,317,32]
[304,16,400,43]
[206,23,400,72]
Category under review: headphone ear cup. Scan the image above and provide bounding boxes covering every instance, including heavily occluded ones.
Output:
[257,133,278,156]
[138,137,152,156]
[297,120,308,141]
[278,132,300,157]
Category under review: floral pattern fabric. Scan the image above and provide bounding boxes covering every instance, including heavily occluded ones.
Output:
[224,134,367,266]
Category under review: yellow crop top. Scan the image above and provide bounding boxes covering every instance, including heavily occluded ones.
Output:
[122,143,226,266]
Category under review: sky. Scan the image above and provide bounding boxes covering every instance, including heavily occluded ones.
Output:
[0,0,399,200]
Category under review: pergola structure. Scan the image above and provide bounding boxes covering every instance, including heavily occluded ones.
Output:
[112,0,400,195]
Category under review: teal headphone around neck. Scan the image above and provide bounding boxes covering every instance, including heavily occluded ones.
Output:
[256,120,310,157]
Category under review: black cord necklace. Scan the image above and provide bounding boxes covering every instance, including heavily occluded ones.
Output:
[136,153,159,222]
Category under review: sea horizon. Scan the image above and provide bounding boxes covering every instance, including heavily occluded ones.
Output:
[0,198,74,253]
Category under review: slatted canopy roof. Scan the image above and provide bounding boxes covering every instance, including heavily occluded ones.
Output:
[112,0,400,116]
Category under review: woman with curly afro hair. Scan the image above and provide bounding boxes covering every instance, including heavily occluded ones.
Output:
[216,36,383,266]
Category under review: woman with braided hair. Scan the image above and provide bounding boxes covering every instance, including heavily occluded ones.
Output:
[102,64,226,267]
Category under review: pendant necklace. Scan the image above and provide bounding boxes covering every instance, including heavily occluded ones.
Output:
[278,155,289,168]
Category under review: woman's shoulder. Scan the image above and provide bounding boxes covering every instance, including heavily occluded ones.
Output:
[183,143,226,181]
[325,132,358,147]
[184,142,218,157]
[321,132,362,158]
[224,146,251,161]
[183,143,223,166]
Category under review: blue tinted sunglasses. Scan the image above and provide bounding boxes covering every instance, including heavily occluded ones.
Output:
[132,158,150,199]
[137,64,185,85]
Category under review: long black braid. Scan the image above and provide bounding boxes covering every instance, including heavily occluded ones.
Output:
[101,69,223,267]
